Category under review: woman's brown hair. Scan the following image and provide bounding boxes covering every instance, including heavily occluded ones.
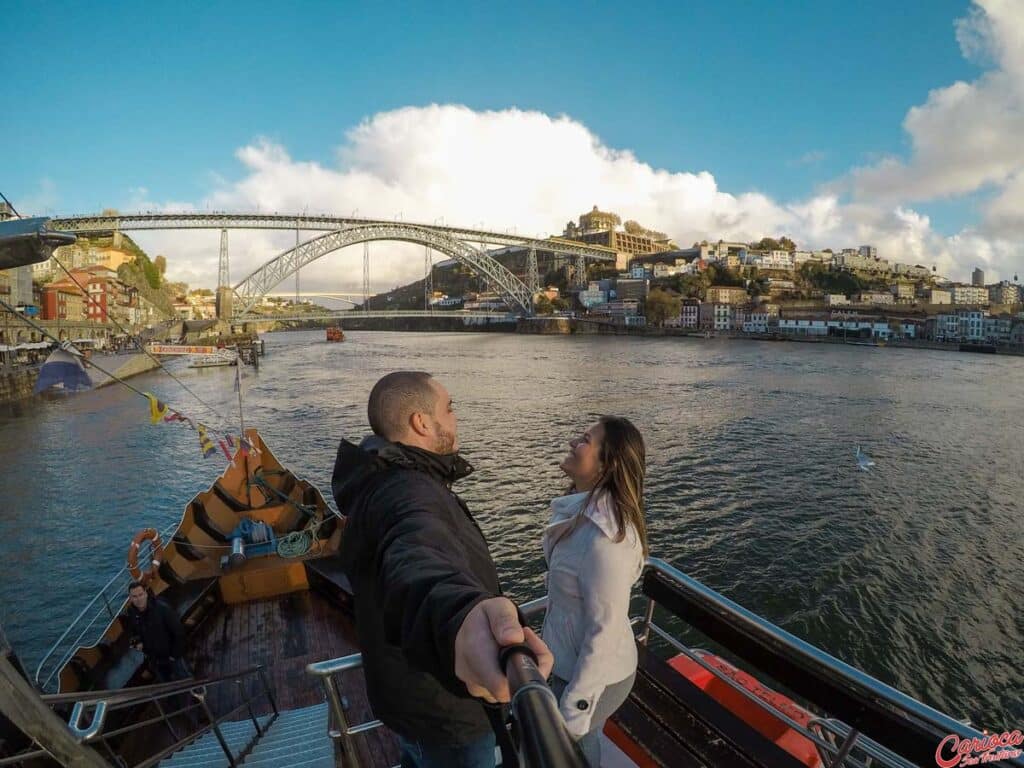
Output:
[563,415,649,557]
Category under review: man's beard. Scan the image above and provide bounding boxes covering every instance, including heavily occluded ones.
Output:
[434,427,456,455]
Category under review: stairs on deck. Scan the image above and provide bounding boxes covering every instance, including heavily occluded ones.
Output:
[160,702,334,768]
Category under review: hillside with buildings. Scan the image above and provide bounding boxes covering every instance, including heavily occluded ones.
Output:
[366,204,1024,346]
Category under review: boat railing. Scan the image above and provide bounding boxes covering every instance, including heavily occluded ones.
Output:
[306,596,584,768]
[34,520,180,693]
[639,557,1023,768]
[305,559,1021,768]
[1,664,279,768]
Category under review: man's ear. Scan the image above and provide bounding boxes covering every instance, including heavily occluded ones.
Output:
[409,410,430,438]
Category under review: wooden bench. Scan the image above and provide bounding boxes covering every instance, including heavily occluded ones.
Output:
[611,642,809,768]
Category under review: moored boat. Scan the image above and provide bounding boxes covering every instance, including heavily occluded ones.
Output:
[326,327,345,343]
[187,349,238,368]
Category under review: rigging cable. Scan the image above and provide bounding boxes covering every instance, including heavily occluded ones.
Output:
[50,253,234,431]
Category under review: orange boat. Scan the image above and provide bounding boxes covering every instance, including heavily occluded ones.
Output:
[325,327,344,342]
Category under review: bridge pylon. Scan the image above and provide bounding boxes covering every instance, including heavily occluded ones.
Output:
[216,229,234,320]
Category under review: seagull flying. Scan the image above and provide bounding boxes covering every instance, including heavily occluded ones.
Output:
[855,446,875,471]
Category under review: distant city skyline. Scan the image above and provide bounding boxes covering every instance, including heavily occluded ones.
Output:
[2,0,1021,291]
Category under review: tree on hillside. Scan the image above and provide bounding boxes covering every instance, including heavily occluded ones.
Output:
[533,294,555,315]
[154,255,167,276]
[644,289,682,327]
[779,236,797,251]
[671,274,705,299]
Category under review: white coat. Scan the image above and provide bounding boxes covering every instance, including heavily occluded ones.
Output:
[540,490,644,737]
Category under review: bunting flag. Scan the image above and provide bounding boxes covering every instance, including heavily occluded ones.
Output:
[197,425,217,458]
[140,393,252,462]
[145,393,169,424]
[217,438,234,463]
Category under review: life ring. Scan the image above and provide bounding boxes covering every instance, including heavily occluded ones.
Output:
[128,528,164,583]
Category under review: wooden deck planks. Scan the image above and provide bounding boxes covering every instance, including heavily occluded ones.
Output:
[186,587,399,767]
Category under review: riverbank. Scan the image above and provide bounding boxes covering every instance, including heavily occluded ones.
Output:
[0,352,162,404]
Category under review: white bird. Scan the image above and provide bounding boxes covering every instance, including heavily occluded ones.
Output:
[856,446,875,471]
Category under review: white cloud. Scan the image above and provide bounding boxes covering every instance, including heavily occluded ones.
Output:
[848,0,1024,265]
[130,2,1024,294]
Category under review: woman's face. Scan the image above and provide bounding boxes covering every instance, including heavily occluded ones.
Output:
[560,422,604,491]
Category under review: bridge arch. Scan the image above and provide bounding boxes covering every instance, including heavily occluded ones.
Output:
[232,224,534,315]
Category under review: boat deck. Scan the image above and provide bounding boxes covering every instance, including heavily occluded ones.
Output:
[187,588,401,767]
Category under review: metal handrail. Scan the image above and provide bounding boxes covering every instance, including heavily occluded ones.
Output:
[643,556,1018,764]
[41,664,265,706]
[46,664,279,768]
[35,519,180,690]
[306,653,368,767]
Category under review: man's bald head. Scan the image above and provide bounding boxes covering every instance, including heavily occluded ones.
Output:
[368,371,444,445]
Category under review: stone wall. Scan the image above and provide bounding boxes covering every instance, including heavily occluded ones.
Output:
[0,368,38,402]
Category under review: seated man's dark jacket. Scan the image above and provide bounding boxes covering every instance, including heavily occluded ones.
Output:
[332,436,500,746]
[124,598,186,661]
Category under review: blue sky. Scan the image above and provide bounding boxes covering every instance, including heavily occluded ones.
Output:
[2,0,1019,285]
[1,0,977,211]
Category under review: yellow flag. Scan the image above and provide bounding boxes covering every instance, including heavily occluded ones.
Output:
[145,393,168,424]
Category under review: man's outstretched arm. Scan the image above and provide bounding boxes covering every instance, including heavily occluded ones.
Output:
[375,482,552,701]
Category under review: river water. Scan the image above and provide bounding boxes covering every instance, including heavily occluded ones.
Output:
[0,330,1021,728]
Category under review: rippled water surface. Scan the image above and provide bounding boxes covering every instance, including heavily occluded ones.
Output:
[1,331,1021,727]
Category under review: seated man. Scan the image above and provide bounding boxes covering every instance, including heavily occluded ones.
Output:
[124,581,189,683]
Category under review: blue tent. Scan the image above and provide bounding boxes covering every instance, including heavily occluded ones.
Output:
[34,348,92,394]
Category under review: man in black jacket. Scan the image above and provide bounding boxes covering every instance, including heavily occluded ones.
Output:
[125,581,189,683]
[332,371,552,768]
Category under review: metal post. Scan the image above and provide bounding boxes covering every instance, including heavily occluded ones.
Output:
[294,228,300,307]
[240,681,262,736]
[527,247,539,297]
[153,696,180,743]
[640,598,656,645]
[196,693,238,768]
[321,675,361,768]
[101,593,115,622]
[362,242,370,313]
[829,728,860,767]
[218,229,229,289]
[424,245,433,312]
[257,667,278,717]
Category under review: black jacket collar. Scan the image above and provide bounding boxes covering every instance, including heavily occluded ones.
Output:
[331,435,473,514]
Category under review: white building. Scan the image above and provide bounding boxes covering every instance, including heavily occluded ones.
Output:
[826,294,850,306]
[777,318,828,336]
[989,281,1021,306]
[893,263,931,279]
[856,291,895,305]
[951,285,990,305]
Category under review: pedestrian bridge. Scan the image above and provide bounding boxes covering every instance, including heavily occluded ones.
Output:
[51,213,618,316]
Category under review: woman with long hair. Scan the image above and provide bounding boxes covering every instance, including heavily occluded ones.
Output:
[541,415,648,767]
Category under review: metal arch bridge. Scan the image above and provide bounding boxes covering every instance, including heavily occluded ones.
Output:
[50,212,618,316]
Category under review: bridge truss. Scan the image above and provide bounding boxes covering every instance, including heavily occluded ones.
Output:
[51,212,618,317]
